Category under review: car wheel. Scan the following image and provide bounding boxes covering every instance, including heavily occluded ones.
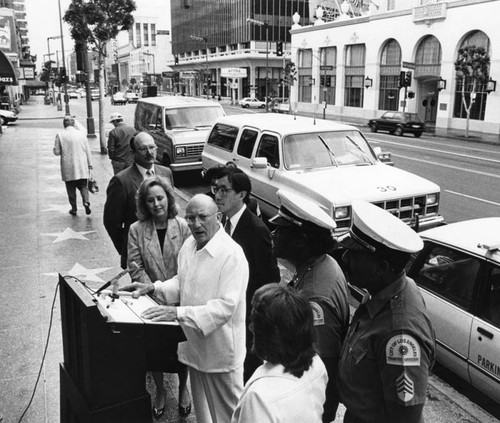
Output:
[369,123,377,132]
[260,104,265,109]
[0,116,5,126]
[243,104,249,108]
[394,126,404,136]
[414,132,422,138]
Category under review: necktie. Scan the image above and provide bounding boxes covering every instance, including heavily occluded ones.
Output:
[224,218,232,235]
[146,169,154,178]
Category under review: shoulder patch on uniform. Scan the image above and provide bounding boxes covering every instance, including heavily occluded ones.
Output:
[309,301,324,326]
[386,334,421,366]
[396,372,415,402]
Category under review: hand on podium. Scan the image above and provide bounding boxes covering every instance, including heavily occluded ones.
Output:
[141,305,178,322]
[119,281,155,299]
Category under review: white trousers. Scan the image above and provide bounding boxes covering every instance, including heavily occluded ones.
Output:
[189,366,244,423]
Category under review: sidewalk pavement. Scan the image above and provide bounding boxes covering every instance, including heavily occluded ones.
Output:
[0,98,496,423]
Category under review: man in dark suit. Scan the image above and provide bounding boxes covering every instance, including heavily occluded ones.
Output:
[103,132,174,269]
[213,167,280,382]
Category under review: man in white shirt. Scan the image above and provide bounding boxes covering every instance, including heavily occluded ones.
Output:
[123,194,249,423]
[103,132,173,268]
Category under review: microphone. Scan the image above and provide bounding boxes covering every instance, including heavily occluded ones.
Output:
[95,262,138,295]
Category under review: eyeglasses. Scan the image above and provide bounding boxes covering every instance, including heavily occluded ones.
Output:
[137,145,157,153]
[211,186,234,197]
[185,211,219,224]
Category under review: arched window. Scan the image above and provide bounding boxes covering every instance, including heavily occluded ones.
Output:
[344,44,366,108]
[379,39,402,111]
[453,31,491,121]
[416,36,441,66]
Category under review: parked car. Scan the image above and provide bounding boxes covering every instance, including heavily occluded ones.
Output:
[125,91,140,103]
[0,109,18,125]
[202,114,443,232]
[238,97,266,109]
[90,88,100,101]
[134,96,225,173]
[404,218,500,404]
[271,97,290,113]
[368,111,425,137]
[111,91,127,105]
[67,90,80,99]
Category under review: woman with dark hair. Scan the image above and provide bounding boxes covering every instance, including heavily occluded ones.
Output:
[128,176,192,419]
[231,284,328,422]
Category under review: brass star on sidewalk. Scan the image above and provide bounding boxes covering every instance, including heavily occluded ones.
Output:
[42,227,96,243]
[44,263,114,283]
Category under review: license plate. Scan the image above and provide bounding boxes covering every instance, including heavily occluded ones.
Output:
[412,125,421,128]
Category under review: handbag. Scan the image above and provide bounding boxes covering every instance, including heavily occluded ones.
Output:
[87,169,99,194]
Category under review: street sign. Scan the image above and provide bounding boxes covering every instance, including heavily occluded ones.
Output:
[157,30,170,35]
[180,71,198,79]
[320,65,333,70]
[402,61,416,69]
[221,68,247,78]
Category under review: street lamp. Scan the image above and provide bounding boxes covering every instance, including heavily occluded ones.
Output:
[190,35,209,99]
[57,0,70,116]
[47,35,61,107]
[247,18,269,112]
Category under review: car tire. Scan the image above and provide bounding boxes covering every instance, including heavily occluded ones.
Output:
[370,123,377,132]
[414,132,422,138]
[0,116,5,126]
[394,126,404,136]
[243,104,249,109]
[260,104,265,109]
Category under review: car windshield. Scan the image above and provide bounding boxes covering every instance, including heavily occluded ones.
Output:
[164,106,223,130]
[283,130,376,170]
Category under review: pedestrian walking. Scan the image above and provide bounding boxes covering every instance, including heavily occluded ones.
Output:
[103,131,174,269]
[122,194,249,423]
[270,189,350,423]
[213,166,280,382]
[232,284,328,423]
[107,112,135,175]
[53,116,93,216]
[337,200,435,423]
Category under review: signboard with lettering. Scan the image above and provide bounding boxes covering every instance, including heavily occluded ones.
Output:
[180,71,198,79]
[157,30,170,35]
[22,67,34,79]
[402,61,416,69]
[221,68,247,78]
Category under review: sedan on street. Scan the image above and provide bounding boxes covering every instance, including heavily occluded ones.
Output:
[0,109,18,125]
[238,97,266,109]
[368,111,425,137]
[111,92,128,105]
[406,218,500,404]
[125,91,140,103]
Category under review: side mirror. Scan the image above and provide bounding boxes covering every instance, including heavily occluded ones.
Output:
[373,146,381,156]
[252,157,268,169]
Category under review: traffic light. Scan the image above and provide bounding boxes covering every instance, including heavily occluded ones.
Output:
[174,55,179,65]
[276,41,283,57]
[405,71,412,87]
[325,75,331,88]
[399,71,406,89]
[320,75,325,86]
[59,67,67,84]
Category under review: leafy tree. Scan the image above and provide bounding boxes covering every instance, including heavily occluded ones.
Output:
[64,0,136,153]
[454,45,490,138]
[284,62,297,87]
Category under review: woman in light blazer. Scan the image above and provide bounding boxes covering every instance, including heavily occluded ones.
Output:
[128,176,192,419]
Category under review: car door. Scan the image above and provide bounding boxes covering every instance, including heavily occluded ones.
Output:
[249,132,283,217]
[378,112,393,131]
[469,263,500,403]
[409,241,481,383]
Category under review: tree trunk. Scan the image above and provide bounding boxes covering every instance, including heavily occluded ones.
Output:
[98,50,107,154]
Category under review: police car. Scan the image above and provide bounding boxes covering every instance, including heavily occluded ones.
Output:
[406,218,500,404]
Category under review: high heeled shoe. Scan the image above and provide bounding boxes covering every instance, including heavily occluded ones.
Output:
[178,403,191,418]
[153,405,165,419]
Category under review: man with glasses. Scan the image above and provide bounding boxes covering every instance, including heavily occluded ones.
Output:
[104,132,174,269]
[213,166,280,382]
[122,194,249,423]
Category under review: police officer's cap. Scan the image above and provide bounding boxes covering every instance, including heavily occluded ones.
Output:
[340,200,423,254]
[269,190,337,232]
[110,112,123,123]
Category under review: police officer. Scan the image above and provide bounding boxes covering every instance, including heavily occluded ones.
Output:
[338,200,435,423]
[270,190,350,423]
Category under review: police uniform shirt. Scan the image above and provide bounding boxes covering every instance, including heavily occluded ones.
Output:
[291,254,350,361]
[337,273,435,422]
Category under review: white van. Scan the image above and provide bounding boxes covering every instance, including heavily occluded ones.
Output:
[202,113,444,232]
[134,96,225,172]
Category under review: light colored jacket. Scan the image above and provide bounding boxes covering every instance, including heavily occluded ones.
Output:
[127,217,190,286]
[232,355,328,423]
[53,126,92,181]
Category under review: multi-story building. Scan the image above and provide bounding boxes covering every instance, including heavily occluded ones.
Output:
[170,0,310,99]
[290,0,500,141]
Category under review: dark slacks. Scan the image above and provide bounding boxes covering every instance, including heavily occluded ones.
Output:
[65,179,89,211]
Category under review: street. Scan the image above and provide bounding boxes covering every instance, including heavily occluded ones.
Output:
[0,96,498,423]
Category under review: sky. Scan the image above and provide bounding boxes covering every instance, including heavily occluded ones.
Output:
[25,0,73,69]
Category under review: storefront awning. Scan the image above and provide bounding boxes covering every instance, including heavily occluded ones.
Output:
[0,50,18,85]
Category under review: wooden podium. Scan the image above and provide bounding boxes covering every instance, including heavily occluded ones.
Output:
[59,274,185,423]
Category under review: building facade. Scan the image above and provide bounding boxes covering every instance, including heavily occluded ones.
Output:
[170,0,310,99]
[290,0,500,142]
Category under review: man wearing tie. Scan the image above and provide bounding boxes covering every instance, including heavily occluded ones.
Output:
[213,166,280,382]
[103,132,174,269]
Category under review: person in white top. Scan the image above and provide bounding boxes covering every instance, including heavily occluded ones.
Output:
[232,284,328,423]
[123,194,249,423]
